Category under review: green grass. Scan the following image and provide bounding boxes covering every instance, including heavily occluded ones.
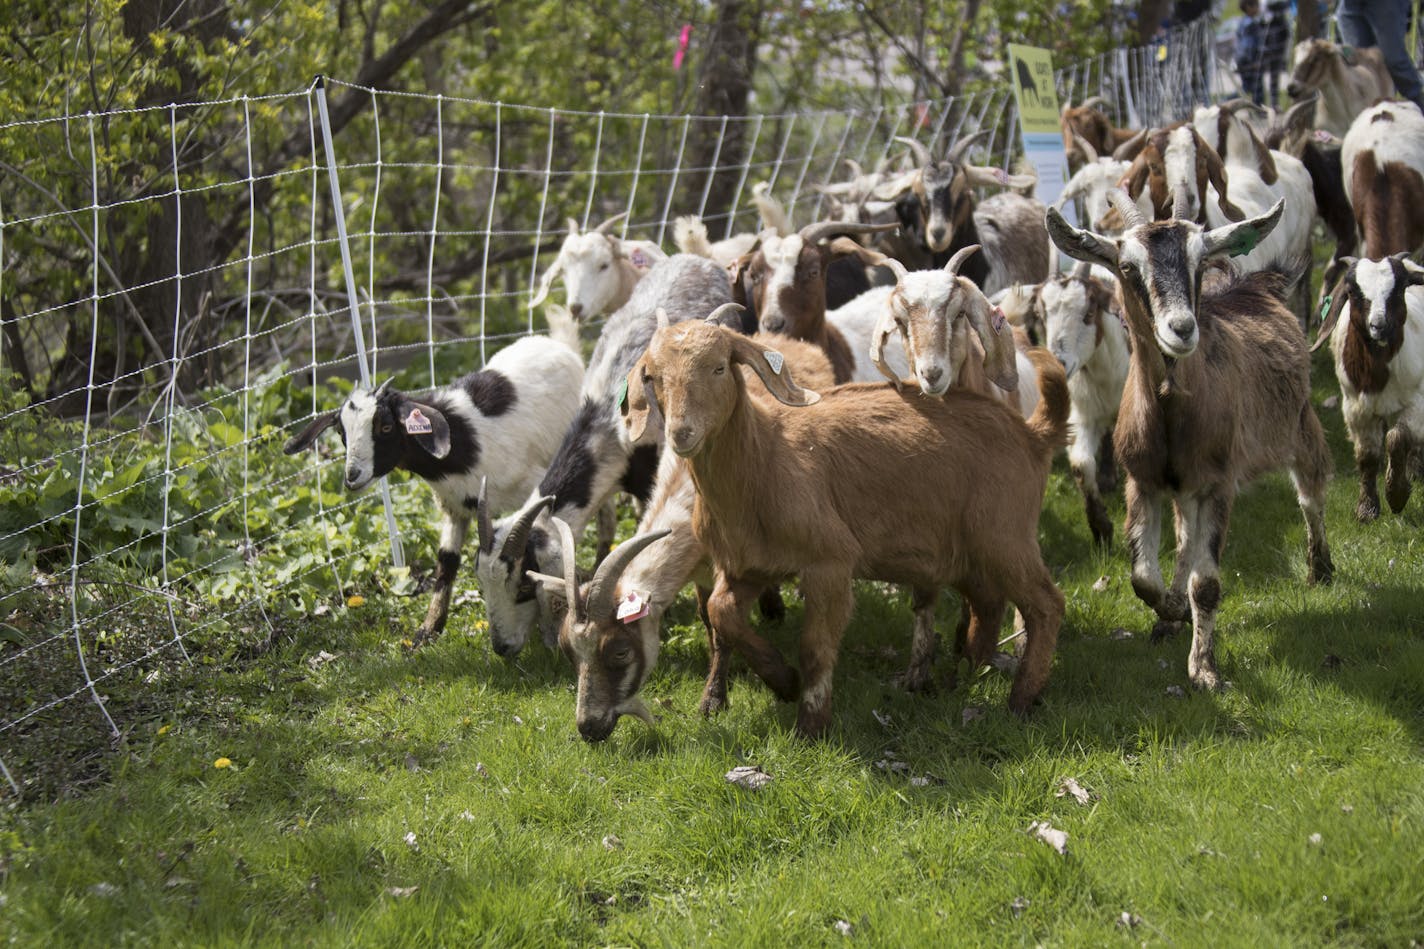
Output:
[2,344,1423,947]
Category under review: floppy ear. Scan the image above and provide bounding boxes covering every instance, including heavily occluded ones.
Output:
[1203,147,1246,222]
[1045,206,1120,270]
[283,410,339,454]
[397,399,452,459]
[1401,256,1424,285]
[1311,271,1351,352]
[963,287,1020,392]
[727,253,754,311]
[620,357,664,446]
[826,235,887,267]
[525,572,569,601]
[1202,198,1284,260]
[728,335,821,406]
[870,302,911,389]
[1118,151,1151,200]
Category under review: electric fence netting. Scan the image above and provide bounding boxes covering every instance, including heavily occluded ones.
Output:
[0,22,1220,798]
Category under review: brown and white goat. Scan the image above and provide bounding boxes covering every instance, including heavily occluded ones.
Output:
[1316,254,1424,521]
[1060,97,1140,171]
[1342,102,1424,260]
[1047,191,1334,690]
[620,319,1069,737]
[1116,124,1242,225]
[728,221,896,383]
[1286,40,1394,139]
[529,328,838,741]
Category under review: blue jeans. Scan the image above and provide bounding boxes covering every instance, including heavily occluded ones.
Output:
[1337,0,1424,103]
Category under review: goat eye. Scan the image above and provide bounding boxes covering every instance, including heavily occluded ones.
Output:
[380,424,394,434]
[599,263,610,271]
[609,643,633,663]
[713,365,726,375]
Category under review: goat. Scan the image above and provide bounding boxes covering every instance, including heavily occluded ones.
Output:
[530,212,665,323]
[618,317,1069,737]
[1316,254,1424,520]
[1047,191,1334,690]
[883,132,1049,293]
[672,183,791,268]
[1341,102,1424,260]
[1286,40,1394,138]
[1263,94,1358,286]
[281,335,584,644]
[1057,154,1152,234]
[528,328,838,741]
[728,220,896,382]
[1060,96,1140,171]
[475,254,738,657]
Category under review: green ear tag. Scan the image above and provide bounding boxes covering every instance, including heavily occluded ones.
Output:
[1319,294,1332,321]
[1229,226,1259,258]
[615,377,628,410]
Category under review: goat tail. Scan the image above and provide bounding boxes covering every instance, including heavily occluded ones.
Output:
[1023,347,1072,456]
[672,216,713,258]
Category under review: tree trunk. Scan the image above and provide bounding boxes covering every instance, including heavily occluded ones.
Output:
[684,0,761,226]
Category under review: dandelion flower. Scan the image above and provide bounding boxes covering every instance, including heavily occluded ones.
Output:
[157,724,171,736]
[347,595,366,608]
[401,637,415,649]
[214,757,232,769]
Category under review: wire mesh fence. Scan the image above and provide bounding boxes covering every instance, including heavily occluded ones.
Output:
[0,23,1217,799]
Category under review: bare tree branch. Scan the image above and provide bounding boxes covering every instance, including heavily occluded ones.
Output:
[855,2,953,98]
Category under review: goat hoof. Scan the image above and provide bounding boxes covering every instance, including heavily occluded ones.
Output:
[406,627,439,650]
[1161,592,1189,623]
[698,692,728,717]
[1149,620,1181,644]
[900,667,934,694]
[1309,551,1336,586]
[1385,474,1411,514]
[793,707,831,740]
[1188,663,1220,691]
[1355,495,1380,522]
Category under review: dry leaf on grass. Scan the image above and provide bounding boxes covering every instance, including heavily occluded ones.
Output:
[307,650,339,669]
[725,765,773,790]
[962,706,985,725]
[1092,575,1111,592]
[1117,911,1141,929]
[833,919,854,937]
[602,835,623,851]
[386,886,418,898]
[1028,820,1069,855]
[1165,685,1186,698]
[1010,896,1029,917]
[1110,627,1133,641]
[872,708,892,727]
[1055,777,1093,806]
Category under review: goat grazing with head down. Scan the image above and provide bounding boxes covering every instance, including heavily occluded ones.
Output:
[619,315,1069,737]
[1047,190,1334,690]
[1316,253,1424,521]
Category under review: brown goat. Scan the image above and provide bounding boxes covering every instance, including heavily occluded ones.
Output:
[1061,97,1140,170]
[1048,191,1334,691]
[1342,103,1424,260]
[621,320,1069,737]
[729,222,895,383]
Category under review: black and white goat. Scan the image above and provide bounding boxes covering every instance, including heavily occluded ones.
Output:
[282,335,584,643]
[476,254,737,657]
[1047,191,1334,690]
[1316,254,1424,520]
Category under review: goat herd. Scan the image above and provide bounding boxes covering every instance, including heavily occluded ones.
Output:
[284,40,1423,742]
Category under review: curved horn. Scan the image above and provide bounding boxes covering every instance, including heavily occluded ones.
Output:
[549,516,581,619]
[1072,130,1100,163]
[1111,128,1148,162]
[477,478,494,555]
[585,528,673,623]
[1107,188,1146,230]
[797,220,898,246]
[843,158,866,180]
[945,243,981,275]
[894,135,933,168]
[862,249,909,283]
[594,210,629,234]
[704,301,745,326]
[1079,95,1110,111]
[372,377,394,397]
[1222,96,1269,116]
[498,493,554,562]
[948,128,990,164]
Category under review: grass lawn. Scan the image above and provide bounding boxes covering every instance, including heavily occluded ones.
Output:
[2,345,1422,947]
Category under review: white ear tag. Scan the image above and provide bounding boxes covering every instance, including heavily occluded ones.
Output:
[405,408,433,434]
[763,350,784,374]
[990,305,1007,334]
[616,592,650,623]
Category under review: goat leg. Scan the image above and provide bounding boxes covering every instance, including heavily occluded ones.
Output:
[1290,408,1335,584]
[1008,566,1065,715]
[1095,429,1118,495]
[593,499,618,564]
[1125,479,1183,641]
[1183,491,1231,691]
[793,566,855,739]
[902,586,939,693]
[707,573,800,703]
[414,512,469,645]
[1384,426,1414,515]
[696,584,732,716]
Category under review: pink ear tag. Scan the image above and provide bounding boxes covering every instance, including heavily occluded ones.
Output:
[616,592,650,623]
[990,305,1007,334]
[404,408,433,434]
[1313,129,1332,144]
[993,167,1010,185]
[630,248,649,269]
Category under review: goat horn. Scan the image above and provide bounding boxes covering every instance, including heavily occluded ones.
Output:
[585,528,673,624]
[704,302,744,325]
[372,377,394,397]
[1070,259,1093,280]
[894,135,933,168]
[1222,97,1268,116]
[945,244,981,275]
[1107,188,1146,230]
[549,516,581,620]
[1079,95,1110,111]
[798,220,898,246]
[594,210,628,234]
[498,493,554,563]
[843,158,866,179]
[1111,128,1148,161]
[566,217,581,236]
[1072,130,1099,163]
[477,478,494,556]
[863,249,909,283]
[949,128,990,164]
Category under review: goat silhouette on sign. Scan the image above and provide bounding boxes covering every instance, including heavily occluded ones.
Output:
[1015,58,1041,108]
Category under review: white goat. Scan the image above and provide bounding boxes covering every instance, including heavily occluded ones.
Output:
[530,213,666,324]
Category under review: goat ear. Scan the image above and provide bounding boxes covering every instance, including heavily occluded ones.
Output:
[1312,275,1351,352]
[1202,199,1284,260]
[1400,256,1424,285]
[964,288,1020,392]
[826,235,883,267]
[1203,147,1246,222]
[1117,151,1150,200]
[283,410,339,454]
[530,248,565,308]
[525,572,569,601]
[620,358,663,446]
[963,164,1037,191]
[870,307,910,390]
[1045,206,1119,269]
[398,399,451,459]
[729,335,820,406]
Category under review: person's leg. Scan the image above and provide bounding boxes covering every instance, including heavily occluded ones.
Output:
[1335,0,1377,46]
[1369,0,1424,105]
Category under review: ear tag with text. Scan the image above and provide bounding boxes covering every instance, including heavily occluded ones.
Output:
[991,305,1007,334]
[404,408,433,434]
[1313,129,1333,144]
[993,167,1011,185]
[630,248,649,270]
[763,350,784,374]
[617,591,650,624]
[615,377,629,410]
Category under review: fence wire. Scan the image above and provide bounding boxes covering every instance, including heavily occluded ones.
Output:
[0,24,1218,798]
